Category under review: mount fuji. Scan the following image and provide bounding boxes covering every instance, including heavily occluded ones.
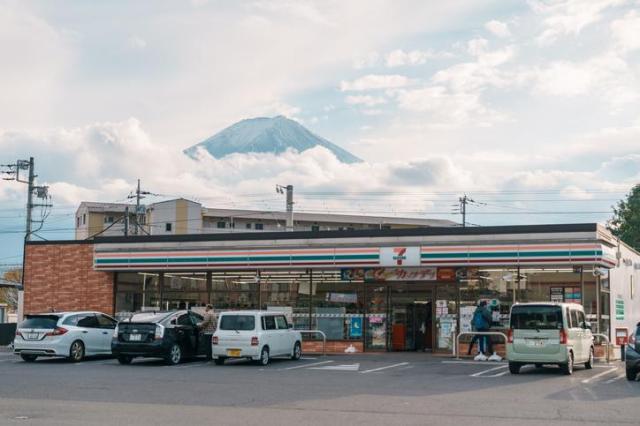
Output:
[184,116,362,164]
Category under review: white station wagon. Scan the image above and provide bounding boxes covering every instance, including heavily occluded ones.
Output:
[211,311,302,365]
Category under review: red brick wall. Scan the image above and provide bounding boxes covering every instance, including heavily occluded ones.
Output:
[302,340,364,354]
[24,243,114,315]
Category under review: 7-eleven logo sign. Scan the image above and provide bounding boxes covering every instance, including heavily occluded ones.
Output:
[393,247,407,265]
[381,246,420,267]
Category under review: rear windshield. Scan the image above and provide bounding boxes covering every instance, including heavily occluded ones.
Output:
[219,315,255,331]
[129,312,171,323]
[21,315,60,329]
[510,306,563,330]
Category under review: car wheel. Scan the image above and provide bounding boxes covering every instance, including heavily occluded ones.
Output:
[214,357,226,366]
[626,368,637,381]
[585,347,594,370]
[69,340,85,362]
[165,344,182,366]
[117,355,133,365]
[561,352,574,375]
[258,346,270,366]
[291,342,302,360]
[20,354,38,363]
[508,362,521,374]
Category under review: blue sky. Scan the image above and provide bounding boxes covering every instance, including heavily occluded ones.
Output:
[1,0,640,265]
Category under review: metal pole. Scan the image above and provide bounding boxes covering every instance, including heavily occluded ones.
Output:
[596,274,601,334]
[135,179,141,235]
[286,185,294,231]
[580,266,585,307]
[308,269,313,330]
[25,157,34,241]
[124,206,129,237]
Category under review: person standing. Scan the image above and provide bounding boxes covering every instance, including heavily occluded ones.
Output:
[472,301,492,361]
[198,304,217,360]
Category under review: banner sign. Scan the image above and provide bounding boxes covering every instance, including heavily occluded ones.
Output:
[341,267,437,282]
[349,317,363,338]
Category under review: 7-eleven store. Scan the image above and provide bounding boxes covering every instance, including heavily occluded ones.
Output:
[23,223,640,355]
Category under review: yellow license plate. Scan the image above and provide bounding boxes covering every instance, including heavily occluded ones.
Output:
[227,349,241,357]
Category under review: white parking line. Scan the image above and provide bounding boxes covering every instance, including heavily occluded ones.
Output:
[281,360,333,370]
[485,370,510,378]
[470,365,508,377]
[604,374,627,384]
[360,362,409,374]
[581,367,618,384]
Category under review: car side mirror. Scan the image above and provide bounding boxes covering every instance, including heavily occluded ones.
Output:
[583,321,592,330]
[288,324,293,329]
[170,318,177,325]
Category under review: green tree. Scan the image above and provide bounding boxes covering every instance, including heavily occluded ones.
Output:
[609,184,640,250]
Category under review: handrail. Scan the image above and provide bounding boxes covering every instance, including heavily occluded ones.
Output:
[592,333,611,364]
[455,331,508,360]
[298,330,327,356]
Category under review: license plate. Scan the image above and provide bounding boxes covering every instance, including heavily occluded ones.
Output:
[28,333,38,340]
[129,334,142,341]
[227,349,241,357]
[526,339,545,347]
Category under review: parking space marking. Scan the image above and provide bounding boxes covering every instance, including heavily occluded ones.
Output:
[581,367,618,384]
[310,363,360,372]
[470,365,508,377]
[603,373,627,384]
[360,362,409,374]
[485,370,510,377]
[280,360,333,370]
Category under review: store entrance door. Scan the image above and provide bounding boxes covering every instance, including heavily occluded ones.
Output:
[389,284,434,351]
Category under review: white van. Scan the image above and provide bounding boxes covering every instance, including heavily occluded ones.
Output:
[507,303,594,375]
[211,311,302,366]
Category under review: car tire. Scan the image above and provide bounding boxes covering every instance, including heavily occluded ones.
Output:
[20,354,38,363]
[214,357,226,366]
[508,362,521,374]
[69,340,85,362]
[561,352,574,375]
[291,342,302,360]
[626,368,637,381]
[165,344,182,366]
[585,347,594,370]
[258,346,270,366]
[117,355,133,365]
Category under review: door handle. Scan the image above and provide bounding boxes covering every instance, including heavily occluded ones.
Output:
[102,332,109,335]
[82,331,88,334]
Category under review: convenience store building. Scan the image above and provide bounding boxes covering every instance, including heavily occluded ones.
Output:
[23,223,640,355]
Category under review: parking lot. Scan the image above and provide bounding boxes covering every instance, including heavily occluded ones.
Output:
[2,348,639,426]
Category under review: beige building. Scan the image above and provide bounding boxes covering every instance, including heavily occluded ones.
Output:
[75,198,456,239]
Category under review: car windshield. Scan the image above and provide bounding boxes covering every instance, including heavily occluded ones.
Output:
[21,315,60,329]
[510,305,563,330]
[129,312,171,323]
[219,315,255,331]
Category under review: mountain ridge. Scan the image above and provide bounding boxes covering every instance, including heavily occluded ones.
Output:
[184,116,362,163]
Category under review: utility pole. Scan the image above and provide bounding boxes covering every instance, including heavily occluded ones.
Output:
[127,179,151,235]
[458,194,472,228]
[1,157,52,322]
[276,184,294,231]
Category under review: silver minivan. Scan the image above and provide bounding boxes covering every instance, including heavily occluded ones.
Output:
[507,303,594,375]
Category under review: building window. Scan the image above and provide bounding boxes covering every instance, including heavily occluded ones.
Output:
[76,217,80,228]
[381,225,391,230]
[255,223,264,230]
[217,221,226,229]
[104,216,114,224]
[246,223,252,229]
[82,214,86,225]
[165,223,172,232]
[311,225,320,232]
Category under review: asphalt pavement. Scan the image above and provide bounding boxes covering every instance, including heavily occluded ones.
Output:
[1,349,638,425]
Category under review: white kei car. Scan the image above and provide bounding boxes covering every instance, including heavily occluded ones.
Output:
[14,311,118,362]
[211,311,302,365]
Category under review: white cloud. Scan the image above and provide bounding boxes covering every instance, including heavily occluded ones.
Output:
[345,95,387,107]
[385,49,434,67]
[340,74,411,91]
[128,35,147,49]
[353,51,380,69]
[530,0,628,44]
[528,53,639,107]
[611,10,640,52]
[484,20,511,38]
